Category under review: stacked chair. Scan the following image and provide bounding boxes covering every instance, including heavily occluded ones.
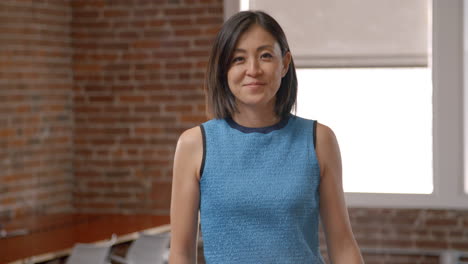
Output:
[65,234,116,264]
[110,232,171,264]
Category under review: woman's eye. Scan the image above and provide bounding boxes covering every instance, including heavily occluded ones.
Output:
[261,53,273,59]
[232,57,244,63]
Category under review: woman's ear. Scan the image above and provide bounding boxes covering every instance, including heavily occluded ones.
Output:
[282,51,292,77]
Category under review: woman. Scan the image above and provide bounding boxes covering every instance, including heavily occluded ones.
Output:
[170,11,363,264]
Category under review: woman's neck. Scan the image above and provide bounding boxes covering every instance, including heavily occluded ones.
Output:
[231,106,280,128]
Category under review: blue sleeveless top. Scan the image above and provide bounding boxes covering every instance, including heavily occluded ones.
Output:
[199,115,324,263]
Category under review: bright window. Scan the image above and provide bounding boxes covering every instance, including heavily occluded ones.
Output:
[296,68,432,194]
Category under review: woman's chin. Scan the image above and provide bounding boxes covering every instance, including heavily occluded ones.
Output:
[237,98,274,109]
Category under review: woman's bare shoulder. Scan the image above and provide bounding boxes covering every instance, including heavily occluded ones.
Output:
[315,121,341,175]
[174,126,204,181]
[316,121,337,145]
[177,126,203,149]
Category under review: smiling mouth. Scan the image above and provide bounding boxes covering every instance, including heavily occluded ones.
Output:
[243,82,266,87]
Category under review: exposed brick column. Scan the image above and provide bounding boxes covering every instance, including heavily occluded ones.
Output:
[0,0,74,221]
[71,0,223,214]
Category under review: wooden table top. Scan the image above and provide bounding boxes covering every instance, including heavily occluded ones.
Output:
[0,213,170,264]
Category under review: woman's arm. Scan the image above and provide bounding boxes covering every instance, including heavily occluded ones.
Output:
[169,127,204,264]
[316,122,364,264]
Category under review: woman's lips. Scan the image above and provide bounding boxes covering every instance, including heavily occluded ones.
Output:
[243,82,266,87]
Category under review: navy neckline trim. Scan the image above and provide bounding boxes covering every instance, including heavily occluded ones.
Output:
[225,114,291,134]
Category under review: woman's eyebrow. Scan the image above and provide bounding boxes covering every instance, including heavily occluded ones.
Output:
[256,45,274,51]
[233,45,275,53]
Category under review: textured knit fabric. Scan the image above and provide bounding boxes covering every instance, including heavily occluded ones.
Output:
[199,114,324,264]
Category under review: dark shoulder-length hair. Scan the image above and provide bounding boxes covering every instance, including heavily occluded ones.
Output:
[204,11,298,119]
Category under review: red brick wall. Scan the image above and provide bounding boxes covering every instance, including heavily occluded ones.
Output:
[0,0,74,221]
[71,0,222,213]
[349,208,468,250]
[348,208,468,263]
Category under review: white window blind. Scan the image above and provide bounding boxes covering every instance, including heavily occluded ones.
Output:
[248,0,430,68]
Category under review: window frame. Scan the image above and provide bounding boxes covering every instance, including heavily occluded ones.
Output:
[224,0,468,209]
[465,0,468,197]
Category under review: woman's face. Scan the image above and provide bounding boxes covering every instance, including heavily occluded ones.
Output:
[227,24,290,113]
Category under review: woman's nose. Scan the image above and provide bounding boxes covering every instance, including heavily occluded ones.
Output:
[246,60,262,76]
